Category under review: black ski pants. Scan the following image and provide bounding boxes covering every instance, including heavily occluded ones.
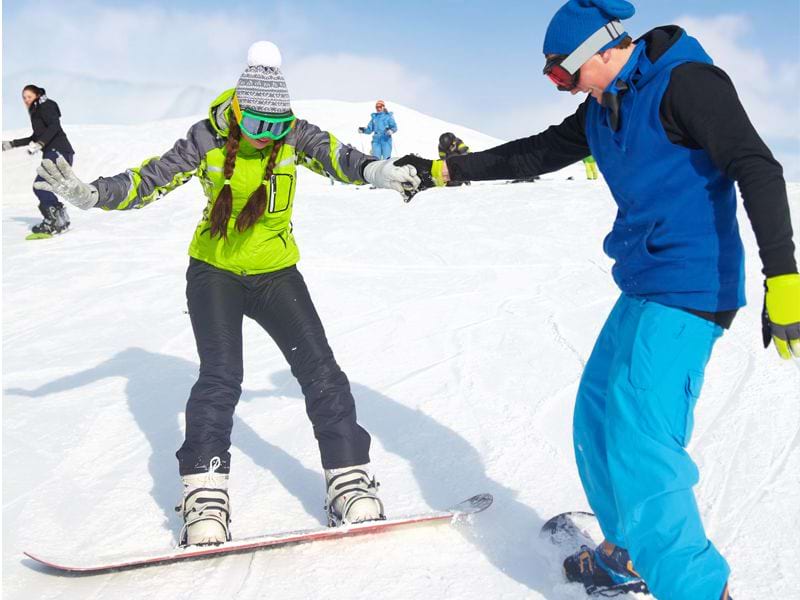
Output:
[177,258,371,475]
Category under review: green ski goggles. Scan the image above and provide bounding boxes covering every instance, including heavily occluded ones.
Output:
[232,95,295,140]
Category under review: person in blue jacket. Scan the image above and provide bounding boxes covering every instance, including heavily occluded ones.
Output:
[358,99,397,159]
[396,1,799,599]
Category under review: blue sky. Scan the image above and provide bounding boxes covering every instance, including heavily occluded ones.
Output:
[3,0,800,175]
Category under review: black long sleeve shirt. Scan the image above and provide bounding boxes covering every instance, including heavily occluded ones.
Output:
[447,28,796,281]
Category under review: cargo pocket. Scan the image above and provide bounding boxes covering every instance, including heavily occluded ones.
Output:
[680,370,705,447]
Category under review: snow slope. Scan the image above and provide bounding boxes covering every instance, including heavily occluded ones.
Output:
[3,70,217,129]
[2,100,799,600]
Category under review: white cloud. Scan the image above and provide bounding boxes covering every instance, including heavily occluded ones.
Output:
[674,14,800,142]
[286,53,445,110]
[3,1,312,90]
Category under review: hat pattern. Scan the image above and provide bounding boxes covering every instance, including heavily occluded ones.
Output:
[235,65,292,116]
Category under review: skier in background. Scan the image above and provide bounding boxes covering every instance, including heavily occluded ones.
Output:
[396,1,799,598]
[2,84,74,238]
[438,132,470,187]
[358,99,397,159]
[583,155,598,180]
[33,42,420,547]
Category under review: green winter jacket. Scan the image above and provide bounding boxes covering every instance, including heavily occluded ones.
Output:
[92,89,371,275]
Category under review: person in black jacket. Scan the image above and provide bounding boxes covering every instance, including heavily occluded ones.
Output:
[2,85,74,236]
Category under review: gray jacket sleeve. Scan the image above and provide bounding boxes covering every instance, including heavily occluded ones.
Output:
[92,120,221,210]
[289,119,373,184]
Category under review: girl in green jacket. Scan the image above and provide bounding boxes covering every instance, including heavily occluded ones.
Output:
[34,41,420,546]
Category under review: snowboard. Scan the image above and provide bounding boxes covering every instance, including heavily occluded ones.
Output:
[25,493,492,574]
[540,512,649,597]
[25,228,69,240]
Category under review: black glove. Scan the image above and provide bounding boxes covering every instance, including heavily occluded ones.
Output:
[358,127,366,134]
[393,155,441,201]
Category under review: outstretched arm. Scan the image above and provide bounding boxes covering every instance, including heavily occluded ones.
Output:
[395,101,590,192]
[92,120,219,210]
[292,119,374,184]
[446,100,590,181]
[292,119,420,197]
[35,120,219,211]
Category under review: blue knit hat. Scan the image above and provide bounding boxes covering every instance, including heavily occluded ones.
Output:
[543,0,635,55]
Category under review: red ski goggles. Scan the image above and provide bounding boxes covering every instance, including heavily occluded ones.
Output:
[542,20,626,92]
[543,55,580,91]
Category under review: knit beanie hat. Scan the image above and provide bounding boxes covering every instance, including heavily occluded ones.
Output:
[235,41,292,116]
[543,0,635,56]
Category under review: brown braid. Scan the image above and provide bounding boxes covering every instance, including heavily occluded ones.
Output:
[208,118,242,240]
[235,139,284,233]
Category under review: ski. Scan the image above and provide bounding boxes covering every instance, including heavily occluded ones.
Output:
[25,493,492,574]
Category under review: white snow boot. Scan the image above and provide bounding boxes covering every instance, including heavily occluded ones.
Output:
[324,464,385,526]
[176,457,231,546]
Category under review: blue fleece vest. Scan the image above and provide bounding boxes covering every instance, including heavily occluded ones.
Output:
[586,33,746,312]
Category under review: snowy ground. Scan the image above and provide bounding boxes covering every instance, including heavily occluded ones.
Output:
[3,101,799,600]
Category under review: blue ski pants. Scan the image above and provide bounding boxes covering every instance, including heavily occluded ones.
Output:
[574,294,729,600]
[371,137,392,160]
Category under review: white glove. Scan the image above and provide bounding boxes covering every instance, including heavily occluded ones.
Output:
[34,156,99,210]
[2,140,13,151]
[27,141,43,155]
[363,159,421,198]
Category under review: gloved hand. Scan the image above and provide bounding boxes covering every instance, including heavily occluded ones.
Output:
[33,156,99,210]
[762,273,800,359]
[358,127,366,134]
[2,140,13,151]
[363,159,421,200]
[385,128,393,137]
[27,141,43,155]
[393,154,447,199]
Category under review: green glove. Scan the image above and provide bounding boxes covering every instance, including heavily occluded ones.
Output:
[763,273,800,359]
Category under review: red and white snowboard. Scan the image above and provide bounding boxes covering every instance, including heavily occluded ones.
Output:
[25,493,492,574]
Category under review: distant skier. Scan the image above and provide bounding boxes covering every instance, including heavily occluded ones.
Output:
[2,85,73,238]
[582,155,598,180]
[358,99,397,159]
[396,1,798,598]
[438,132,470,187]
[33,42,420,547]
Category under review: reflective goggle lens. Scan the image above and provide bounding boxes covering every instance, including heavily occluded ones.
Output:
[239,113,294,140]
[232,95,295,140]
[543,56,579,92]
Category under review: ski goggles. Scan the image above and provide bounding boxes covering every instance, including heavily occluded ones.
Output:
[231,95,295,140]
[543,20,625,91]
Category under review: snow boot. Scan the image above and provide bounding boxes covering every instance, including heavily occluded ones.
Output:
[176,457,231,546]
[563,542,649,596]
[324,464,385,526]
[31,205,70,235]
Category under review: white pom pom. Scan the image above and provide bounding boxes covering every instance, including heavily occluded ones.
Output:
[247,41,282,68]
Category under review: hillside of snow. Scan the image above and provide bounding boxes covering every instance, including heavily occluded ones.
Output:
[2,100,799,600]
[2,70,218,130]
